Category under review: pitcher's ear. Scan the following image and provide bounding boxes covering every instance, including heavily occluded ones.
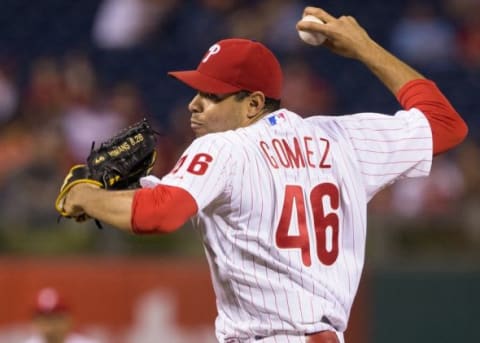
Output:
[247,92,265,118]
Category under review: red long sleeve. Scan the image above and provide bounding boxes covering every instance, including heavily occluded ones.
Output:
[397,79,468,155]
[396,79,468,155]
[131,184,198,234]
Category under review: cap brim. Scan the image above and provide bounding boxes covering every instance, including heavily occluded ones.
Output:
[168,70,242,94]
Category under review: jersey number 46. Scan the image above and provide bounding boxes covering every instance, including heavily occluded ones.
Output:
[275,183,339,267]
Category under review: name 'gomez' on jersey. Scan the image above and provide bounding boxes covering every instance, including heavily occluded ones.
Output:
[156,108,432,340]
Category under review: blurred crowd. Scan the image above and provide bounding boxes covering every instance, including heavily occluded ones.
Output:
[0,0,479,260]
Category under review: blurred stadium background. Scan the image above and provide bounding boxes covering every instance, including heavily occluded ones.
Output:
[0,0,479,342]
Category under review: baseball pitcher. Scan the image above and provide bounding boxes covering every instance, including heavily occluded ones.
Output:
[56,6,468,343]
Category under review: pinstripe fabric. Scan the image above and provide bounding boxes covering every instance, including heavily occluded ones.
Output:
[157,108,432,342]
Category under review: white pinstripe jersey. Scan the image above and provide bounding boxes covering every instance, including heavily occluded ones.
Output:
[155,108,432,342]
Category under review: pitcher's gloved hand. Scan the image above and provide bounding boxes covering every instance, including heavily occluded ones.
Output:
[55,118,158,224]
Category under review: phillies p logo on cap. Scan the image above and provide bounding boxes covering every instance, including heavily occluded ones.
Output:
[202,44,221,63]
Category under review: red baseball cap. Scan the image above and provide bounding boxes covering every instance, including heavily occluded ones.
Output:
[168,38,283,100]
[33,287,68,316]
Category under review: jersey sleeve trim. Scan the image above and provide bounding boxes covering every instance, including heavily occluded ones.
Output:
[131,184,198,234]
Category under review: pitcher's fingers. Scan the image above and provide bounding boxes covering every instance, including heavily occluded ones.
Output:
[303,6,336,23]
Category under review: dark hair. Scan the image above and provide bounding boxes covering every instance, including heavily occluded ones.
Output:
[234,91,281,113]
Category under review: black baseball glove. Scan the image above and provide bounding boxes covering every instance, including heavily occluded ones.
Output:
[86,118,157,190]
[55,118,158,217]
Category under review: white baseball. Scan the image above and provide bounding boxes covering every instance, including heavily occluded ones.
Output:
[298,15,326,46]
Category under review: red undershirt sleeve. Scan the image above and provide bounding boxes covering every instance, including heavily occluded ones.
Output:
[396,79,468,155]
[131,184,198,234]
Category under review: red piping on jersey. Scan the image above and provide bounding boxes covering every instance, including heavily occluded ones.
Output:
[131,184,198,234]
[396,79,468,155]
